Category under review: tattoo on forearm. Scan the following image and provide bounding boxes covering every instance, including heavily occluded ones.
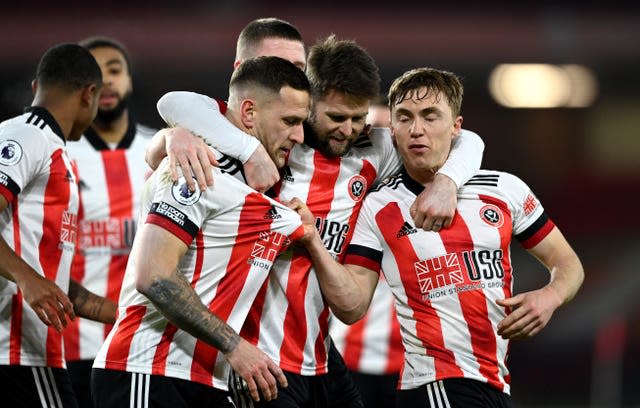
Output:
[69,281,116,323]
[146,273,240,354]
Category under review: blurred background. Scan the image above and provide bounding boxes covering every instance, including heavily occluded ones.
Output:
[2,1,638,406]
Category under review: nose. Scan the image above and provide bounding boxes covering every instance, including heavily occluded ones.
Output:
[290,124,304,144]
[100,70,113,85]
[338,119,352,136]
[409,118,424,137]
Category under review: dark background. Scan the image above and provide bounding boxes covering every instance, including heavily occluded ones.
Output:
[2,2,639,406]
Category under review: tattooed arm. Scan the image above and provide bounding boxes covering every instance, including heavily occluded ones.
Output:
[133,223,287,401]
[141,263,240,353]
[68,280,117,324]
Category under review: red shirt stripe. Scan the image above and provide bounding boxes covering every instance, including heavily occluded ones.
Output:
[376,202,465,379]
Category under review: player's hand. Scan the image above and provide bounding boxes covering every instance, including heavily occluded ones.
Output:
[243,144,279,193]
[284,198,319,244]
[410,173,457,232]
[496,286,563,339]
[225,338,287,402]
[165,127,218,192]
[14,270,75,332]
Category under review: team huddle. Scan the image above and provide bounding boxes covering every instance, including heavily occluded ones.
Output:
[0,17,583,408]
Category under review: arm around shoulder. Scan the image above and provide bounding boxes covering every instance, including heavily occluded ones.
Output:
[437,128,485,188]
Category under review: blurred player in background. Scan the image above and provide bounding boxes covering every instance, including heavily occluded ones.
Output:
[1,42,115,408]
[64,36,156,408]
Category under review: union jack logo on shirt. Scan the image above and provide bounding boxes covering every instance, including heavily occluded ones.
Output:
[60,210,78,244]
[523,193,538,216]
[414,253,463,293]
[248,231,291,264]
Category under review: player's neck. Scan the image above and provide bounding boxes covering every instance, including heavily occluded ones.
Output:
[405,165,437,187]
[92,110,129,145]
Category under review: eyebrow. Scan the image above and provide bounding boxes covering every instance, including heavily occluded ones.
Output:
[104,58,124,67]
[394,106,442,116]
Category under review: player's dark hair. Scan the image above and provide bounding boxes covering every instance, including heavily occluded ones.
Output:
[79,36,133,74]
[306,35,380,101]
[230,56,310,95]
[36,43,102,91]
[388,67,463,117]
[237,17,303,51]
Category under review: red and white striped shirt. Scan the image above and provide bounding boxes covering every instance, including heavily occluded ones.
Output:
[330,275,404,375]
[241,128,400,375]
[0,107,79,368]
[64,121,155,362]
[93,157,304,390]
[156,91,485,376]
[344,169,556,393]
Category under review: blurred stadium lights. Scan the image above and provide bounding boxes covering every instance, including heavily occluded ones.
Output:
[489,63,598,108]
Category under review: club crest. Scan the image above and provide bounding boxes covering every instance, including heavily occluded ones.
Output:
[479,204,504,228]
[348,175,367,202]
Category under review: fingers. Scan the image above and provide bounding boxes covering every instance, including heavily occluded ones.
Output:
[270,361,288,388]
[33,307,52,327]
[244,376,260,402]
[60,293,76,321]
[254,371,276,402]
[284,197,304,211]
[31,289,74,333]
[168,155,179,183]
[499,314,540,339]
[41,303,66,333]
[430,220,444,232]
[195,148,214,190]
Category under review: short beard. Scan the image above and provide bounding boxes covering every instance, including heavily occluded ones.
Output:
[306,114,353,158]
[95,92,131,125]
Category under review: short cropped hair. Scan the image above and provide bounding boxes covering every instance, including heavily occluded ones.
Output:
[36,43,102,91]
[388,67,463,117]
[305,35,380,101]
[79,36,133,73]
[236,18,303,59]
[229,56,310,98]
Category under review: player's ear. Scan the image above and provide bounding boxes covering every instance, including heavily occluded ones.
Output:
[31,79,38,94]
[81,83,98,107]
[240,98,256,129]
[452,115,463,139]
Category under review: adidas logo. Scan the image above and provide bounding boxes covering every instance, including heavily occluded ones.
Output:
[264,205,282,220]
[396,221,417,238]
[282,166,294,182]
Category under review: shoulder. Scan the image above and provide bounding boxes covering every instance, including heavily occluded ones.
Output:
[0,115,51,163]
[364,172,407,209]
[461,169,534,207]
[351,127,392,151]
[462,169,527,190]
[1,114,48,141]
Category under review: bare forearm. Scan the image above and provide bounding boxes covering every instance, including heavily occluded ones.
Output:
[143,272,240,353]
[547,257,584,306]
[0,236,31,283]
[304,236,371,323]
[68,280,117,324]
